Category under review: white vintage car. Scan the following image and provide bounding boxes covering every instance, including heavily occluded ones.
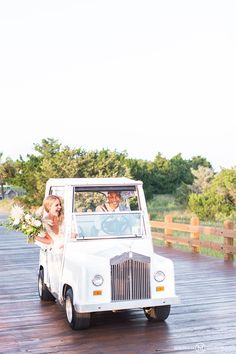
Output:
[38,177,179,330]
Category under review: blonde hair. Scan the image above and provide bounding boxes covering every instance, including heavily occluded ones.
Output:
[43,195,64,224]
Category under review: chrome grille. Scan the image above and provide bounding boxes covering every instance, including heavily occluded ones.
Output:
[110,252,151,301]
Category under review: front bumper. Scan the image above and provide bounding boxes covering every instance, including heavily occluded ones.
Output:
[74,295,180,313]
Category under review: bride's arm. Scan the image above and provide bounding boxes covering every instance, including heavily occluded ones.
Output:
[35,233,53,245]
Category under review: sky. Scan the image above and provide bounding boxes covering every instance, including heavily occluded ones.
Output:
[0,1,236,172]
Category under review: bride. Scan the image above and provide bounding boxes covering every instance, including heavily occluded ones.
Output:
[35,195,64,248]
[35,195,64,294]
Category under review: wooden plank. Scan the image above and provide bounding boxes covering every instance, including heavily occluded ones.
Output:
[1,219,236,353]
[152,232,190,246]
[152,232,236,256]
[150,220,236,238]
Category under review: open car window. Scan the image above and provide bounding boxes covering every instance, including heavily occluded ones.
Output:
[73,187,139,212]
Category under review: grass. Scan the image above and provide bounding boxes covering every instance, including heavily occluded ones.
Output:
[152,232,225,260]
[147,194,193,223]
[148,194,235,261]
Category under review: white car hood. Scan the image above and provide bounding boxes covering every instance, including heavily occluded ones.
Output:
[68,238,154,261]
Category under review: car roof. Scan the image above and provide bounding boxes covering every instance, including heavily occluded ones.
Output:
[46,177,142,187]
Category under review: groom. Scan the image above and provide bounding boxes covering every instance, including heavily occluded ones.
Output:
[96,191,129,212]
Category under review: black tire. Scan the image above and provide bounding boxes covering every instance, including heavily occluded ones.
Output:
[65,288,91,330]
[38,268,55,301]
[143,305,171,322]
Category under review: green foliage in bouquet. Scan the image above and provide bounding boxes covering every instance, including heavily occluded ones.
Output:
[4,204,46,243]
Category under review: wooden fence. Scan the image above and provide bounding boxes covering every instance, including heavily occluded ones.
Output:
[150,215,236,261]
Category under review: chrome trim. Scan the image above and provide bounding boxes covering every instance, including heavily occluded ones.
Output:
[110,252,151,301]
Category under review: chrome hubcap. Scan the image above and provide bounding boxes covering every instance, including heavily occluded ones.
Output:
[66,296,73,323]
[38,275,43,296]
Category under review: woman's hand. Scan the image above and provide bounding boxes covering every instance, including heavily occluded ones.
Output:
[71,232,78,239]
[35,233,53,245]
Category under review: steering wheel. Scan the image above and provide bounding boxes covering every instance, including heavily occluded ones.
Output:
[101,215,130,235]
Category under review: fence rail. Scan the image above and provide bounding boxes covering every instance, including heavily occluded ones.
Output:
[150,215,236,261]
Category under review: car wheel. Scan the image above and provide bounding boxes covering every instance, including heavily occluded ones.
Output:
[65,288,91,330]
[38,268,55,301]
[143,305,171,322]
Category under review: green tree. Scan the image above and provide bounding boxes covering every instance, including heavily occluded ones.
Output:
[174,162,214,208]
[12,139,83,205]
[35,147,83,199]
[189,156,212,170]
[190,166,214,194]
[0,153,17,198]
[188,167,236,220]
[152,153,170,194]
[188,192,231,220]
[211,168,236,206]
[166,154,193,193]
[77,149,130,178]
[127,158,155,200]
[12,154,42,203]
[174,182,191,207]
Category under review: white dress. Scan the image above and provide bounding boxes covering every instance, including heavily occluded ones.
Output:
[45,222,64,295]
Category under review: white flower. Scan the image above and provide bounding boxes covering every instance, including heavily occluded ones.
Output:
[13,218,21,226]
[25,214,32,223]
[33,220,42,228]
[10,205,24,221]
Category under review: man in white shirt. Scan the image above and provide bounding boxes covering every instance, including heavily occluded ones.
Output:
[96,191,129,212]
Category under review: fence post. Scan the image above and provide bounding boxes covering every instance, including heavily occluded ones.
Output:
[164,215,173,247]
[191,217,200,253]
[224,220,234,261]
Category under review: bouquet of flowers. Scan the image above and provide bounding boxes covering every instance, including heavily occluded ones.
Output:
[4,204,47,243]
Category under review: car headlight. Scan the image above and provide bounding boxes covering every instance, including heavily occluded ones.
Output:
[92,274,104,287]
[154,271,165,282]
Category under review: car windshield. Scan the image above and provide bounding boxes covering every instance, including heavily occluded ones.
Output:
[73,211,145,239]
[72,186,143,239]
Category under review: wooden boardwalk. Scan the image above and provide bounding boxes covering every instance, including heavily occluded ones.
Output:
[0,217,236,354]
